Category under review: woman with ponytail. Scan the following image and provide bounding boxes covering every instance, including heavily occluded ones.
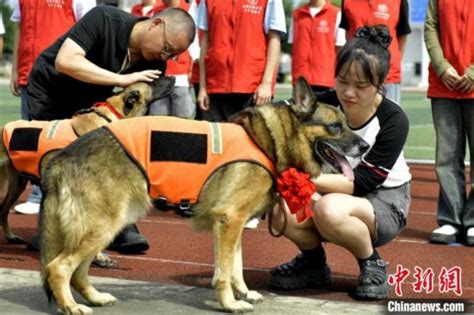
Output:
[269,25,412,300]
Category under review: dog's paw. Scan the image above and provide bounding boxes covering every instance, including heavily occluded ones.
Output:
[222,300,254,313]
[63,303,93,314]
[88,292,117,306]
[91,253,118,269]
[244,291,263,304]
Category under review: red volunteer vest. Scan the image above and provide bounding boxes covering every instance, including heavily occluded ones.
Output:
[190,0,202,85]
[291,2,339,87]
[2,120,77,179]
[105,116,275,204]
[205,0,275,94]
[154,1,192,76]
[17,0,77,85]
[427,0,474,99]
[343,0,402,83]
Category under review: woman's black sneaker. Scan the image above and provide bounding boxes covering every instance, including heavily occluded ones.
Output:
[352,259,388,300]
[269,253,332,290]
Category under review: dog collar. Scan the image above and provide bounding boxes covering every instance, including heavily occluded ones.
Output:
[92,102,123,120]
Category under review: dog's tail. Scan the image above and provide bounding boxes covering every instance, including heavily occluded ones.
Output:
[39,162,66,305]
[0,131,11,211]
[0,131,28,243]
[0,131,8,199]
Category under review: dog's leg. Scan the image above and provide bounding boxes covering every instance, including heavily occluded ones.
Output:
[231,239,263,304]
[213,212,254,313]
[46,252,93,314]
[71,256,117,307]
[0,175,27,244]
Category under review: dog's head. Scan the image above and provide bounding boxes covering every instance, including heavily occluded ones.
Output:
[231,77,368,180]
[288,77,369,179]
[106,76,175,117]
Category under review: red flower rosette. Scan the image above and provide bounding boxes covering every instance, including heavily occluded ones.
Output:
[277,168,317,223]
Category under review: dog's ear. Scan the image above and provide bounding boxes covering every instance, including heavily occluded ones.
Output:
[123,90,141,114]
[291,77,318,119]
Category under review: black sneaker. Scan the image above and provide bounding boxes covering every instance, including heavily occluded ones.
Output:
[352,259,388,300]
[107,224,149,254]
[269,253,331,290]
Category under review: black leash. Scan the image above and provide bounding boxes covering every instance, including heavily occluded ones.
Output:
[267,197,288,238]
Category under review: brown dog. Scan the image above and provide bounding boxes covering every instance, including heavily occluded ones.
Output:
[40,77,368,313]
[0,76,175,244]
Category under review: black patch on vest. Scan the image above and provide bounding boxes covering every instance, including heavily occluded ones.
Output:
[9,128,42,151]
[150,131,207,164]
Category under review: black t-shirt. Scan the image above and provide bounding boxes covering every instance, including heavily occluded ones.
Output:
[26,6,166,120]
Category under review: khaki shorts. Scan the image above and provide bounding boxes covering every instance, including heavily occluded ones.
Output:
[365,182,411,247]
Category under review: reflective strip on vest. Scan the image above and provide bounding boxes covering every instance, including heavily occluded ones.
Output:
[104,116,275,204]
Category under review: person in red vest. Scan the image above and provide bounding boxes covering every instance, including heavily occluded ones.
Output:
[131,0,159,17]
[424,0,474,246]
[9,0,96,216]
[150,0,199,118]
[196,0,286,122]
[339,0,411,105]
[289,0,346,93]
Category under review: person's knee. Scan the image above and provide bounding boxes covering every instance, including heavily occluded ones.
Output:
[313,195,343,227]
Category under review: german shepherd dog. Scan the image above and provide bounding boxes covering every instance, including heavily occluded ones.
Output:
[0,76,175,244]
[40,77,368,314]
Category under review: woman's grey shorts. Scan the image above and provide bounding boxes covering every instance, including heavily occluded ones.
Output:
[365,182,411,247]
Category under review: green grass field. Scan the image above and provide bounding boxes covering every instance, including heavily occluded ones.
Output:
[0,82,436,161]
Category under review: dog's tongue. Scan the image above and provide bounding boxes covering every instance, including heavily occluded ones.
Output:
[333,151,354,181]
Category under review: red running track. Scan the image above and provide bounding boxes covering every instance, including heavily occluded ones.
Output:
[0,163,473,308]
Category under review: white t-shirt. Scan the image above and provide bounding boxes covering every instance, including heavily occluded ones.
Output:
[141,4,154,17]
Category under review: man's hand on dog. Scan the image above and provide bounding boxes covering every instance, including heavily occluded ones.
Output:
[118,70,161,87]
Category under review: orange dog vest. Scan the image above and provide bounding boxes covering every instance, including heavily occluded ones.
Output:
[3,120,77,179]
[104,116,275,205]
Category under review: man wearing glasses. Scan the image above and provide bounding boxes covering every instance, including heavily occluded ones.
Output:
[23,6,196,254]
[26,6,195,120]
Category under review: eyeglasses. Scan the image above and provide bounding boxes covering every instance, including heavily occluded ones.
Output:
[161,21,178,60]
